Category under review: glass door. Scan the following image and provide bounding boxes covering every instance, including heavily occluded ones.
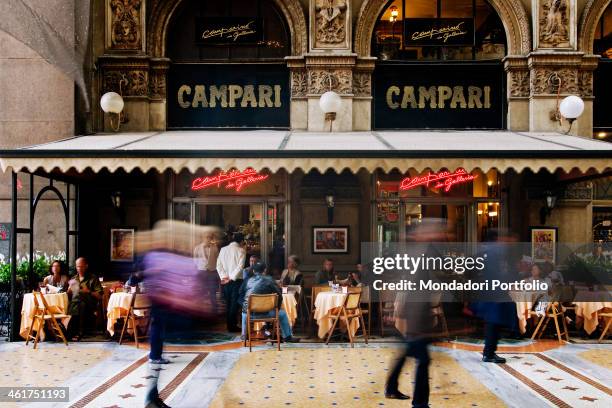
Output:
[404,203,468,242]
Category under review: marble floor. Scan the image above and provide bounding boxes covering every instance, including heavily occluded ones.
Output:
[0,339,610,408]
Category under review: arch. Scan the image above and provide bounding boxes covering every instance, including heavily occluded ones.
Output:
[579,0,612,53]
[147,0,308,57]
[353,0,531,58]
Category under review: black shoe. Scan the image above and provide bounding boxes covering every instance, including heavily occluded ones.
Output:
[145,397,171,408]
[283,336,301,343]
[482,354,506,363]
[384,390,411,400]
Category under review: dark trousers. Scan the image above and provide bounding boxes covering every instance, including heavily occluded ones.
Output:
[483,322,500,357]
[68,299,95,337]
[222,279,242,330]
[387,339,430,408]
[149,304,168,360]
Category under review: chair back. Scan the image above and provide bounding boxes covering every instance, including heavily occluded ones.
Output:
[31,291,45,314]
[311,285,332,310]
[359,286,370,303]
[133,293,152,309]
[345,291,362,310]
[248,293,278,313]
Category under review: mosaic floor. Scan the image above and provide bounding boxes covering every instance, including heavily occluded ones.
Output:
[0,340,610,408]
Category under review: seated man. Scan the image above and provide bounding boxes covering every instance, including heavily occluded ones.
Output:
[314,258,341,285]
[238,262,300,343]
[67,257,103,340]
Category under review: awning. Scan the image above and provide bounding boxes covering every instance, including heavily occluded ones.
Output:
[1,130,611,174]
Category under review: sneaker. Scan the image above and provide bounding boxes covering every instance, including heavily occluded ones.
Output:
[149,358,171,364]
[283,336,301,343]
[482,354,506,363]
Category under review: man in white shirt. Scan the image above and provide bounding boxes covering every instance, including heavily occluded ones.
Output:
[216,233,246,332]
[193,232,220,314]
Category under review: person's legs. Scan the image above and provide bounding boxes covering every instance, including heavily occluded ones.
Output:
[226,280,241,331]
[483,322,499,357]
[149,305,167,361]
[409,339,431,408]
[241,311,248,337]
[277,310,292,338]
[222,283,234,331]
[386,344,409,394]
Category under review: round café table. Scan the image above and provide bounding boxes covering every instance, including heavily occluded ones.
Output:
[313,291,359,339]
[106,291,143,336]
[573,291,612,335]
[20,292,70,341]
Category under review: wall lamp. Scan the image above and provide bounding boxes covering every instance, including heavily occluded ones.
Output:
[100,75,128,132]
[539,190,558,224]
[548,73,584,134]
[326,190,335,224]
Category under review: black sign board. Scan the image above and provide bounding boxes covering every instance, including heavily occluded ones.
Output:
[404,18,474,47]
[167,63,290,129]
[373,62,505,129]
[195,17,263,45]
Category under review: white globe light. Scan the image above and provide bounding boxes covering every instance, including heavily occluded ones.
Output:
[559,95,584,120]
[319,91,342,114]
[100,92,124,114]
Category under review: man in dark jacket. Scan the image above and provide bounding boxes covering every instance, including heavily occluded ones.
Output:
[238,262,299,343]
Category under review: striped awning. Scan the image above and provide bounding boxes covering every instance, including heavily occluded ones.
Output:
[1,130,611,174]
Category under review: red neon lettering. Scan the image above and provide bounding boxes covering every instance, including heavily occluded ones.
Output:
[399,168,476,192]
[191,168,269,192]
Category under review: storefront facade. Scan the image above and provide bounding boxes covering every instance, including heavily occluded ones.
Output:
[1,0,612,340]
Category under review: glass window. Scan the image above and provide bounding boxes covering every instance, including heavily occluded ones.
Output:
[595,4,612,58]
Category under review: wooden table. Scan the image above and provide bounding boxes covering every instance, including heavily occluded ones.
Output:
[20,292,70,340]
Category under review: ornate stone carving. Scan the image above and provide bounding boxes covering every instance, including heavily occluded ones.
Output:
[537,0,571,48]
[509,70,530,97]
[149,72,166,99]
[291,70,308,97]
[352,71,371,97]
[530,67,578,95]
[313,0,348,47]
[577,70,594,97]
[355,0,531,57]
[308,69,352,95]
[103,70,148,96]
[108,0,143,50]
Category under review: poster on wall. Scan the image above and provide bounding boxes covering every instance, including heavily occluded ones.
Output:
[110,228,135,263]
[373,62,505,129]
[167,63,290,129]
[530,227,558,264]
[313,226,349,254]
[404,18,475,47]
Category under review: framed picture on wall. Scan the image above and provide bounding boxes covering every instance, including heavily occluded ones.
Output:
[110,228,136,262]
[313,226,349,254]
[529,227,558,264]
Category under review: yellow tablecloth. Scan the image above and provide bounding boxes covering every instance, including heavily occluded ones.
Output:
[574,301,612,335]
[313,292,359,339]
[510,291,544,334]
[106,292,133,336]
[282,293,297,327]
[20,293,70,340]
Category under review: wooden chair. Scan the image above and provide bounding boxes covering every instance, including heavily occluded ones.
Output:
[309,285,332,332]
[358,286,372,336]
[119,292,152,348]
[378,290,397,338]
[244,293,280,352]
[530,302,569,343]
[598,311,612,342]
[325,290,368,347]
[25,291,69,349]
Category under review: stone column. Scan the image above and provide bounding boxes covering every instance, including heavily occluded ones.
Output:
[528,0,593,136]
[306,0,356,131]
[505,56,530,131]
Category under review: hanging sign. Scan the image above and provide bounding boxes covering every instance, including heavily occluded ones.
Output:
[191,168,269,192]
[404,18,474,47]
[195,17,264,45]
[399,168,477,193]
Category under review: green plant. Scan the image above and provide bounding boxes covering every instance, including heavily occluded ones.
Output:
[0,251,66,285]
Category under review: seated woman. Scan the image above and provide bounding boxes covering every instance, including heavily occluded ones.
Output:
[279,255,303,286]
[43,260,69,292]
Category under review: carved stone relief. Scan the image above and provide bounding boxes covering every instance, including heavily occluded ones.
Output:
[577,70,594,97]
[530,67,578,95]
[352,71,371,97]
[103,69,149,97]
[107,0,144,51]
[291,70,308,97]
[533,0,576,49]
[308,69,352,95]
[310,0,350,50]
[509,70,530,97]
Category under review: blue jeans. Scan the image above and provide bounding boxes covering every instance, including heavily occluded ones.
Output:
[149,304,167,360]
[242,309,292,339]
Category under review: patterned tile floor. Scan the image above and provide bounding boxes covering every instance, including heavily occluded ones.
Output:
[0,340,610,408]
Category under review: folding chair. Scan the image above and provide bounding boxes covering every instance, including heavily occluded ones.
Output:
[25,291,69,349]
[358,286,372,336]
[530,302,569,343]
[598,311,612,342]
[310,285,332,331]
[119,292,152,348]
[325,291,368,348]
[379,290,397,338]
[244,293,280,352]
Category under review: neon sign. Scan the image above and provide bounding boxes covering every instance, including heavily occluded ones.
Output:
[399,168,477,192]
[191,168,269,192]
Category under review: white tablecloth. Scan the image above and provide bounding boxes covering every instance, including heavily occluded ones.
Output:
[20,293,70,340]
[282,293,298,327]
[574,301,612,335]
[107,292,133,336]
[510,291,545,334]
[313,292,359,339]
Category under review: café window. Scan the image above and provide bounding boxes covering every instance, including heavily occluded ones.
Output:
[594,3,612,139]
[373,0,507,61]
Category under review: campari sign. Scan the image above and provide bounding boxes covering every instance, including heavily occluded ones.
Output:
[399,168,477,193]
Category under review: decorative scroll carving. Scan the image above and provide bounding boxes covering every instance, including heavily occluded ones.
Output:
[149,72,166,99]
[291,70,308,97]
[577,70,594,97]
[352,71,371,97]
[538,0,571,48]
[308,69,352,95]
[509,70,530,97]
[314,0,348,45]
[109,0,143,50]
[530,67,578,95]
[103,70,148,96]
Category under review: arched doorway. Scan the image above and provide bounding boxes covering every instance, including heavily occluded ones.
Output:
[165,0,293,129]
[369,0,509,129]
[592,1,612,141]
